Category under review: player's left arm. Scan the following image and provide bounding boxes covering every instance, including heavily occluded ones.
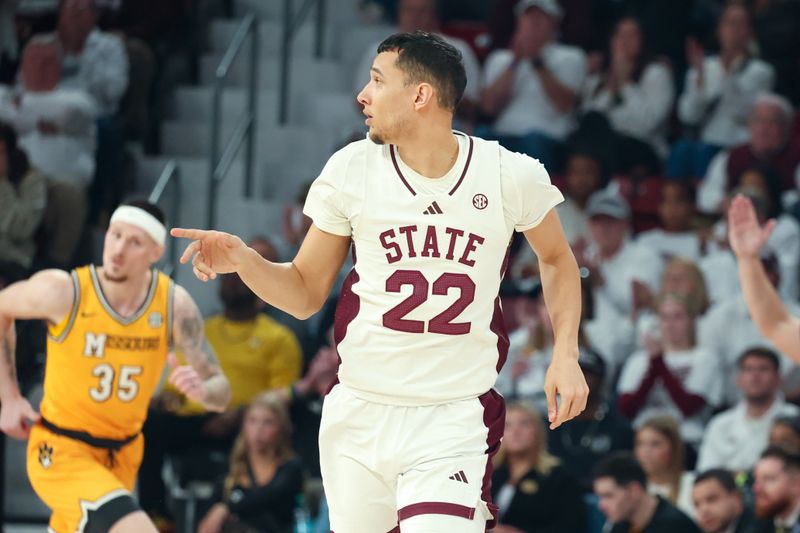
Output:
[523,209,588,429]
[171,285,231,412]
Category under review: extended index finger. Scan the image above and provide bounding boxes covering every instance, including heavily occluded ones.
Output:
[171,227,211,241]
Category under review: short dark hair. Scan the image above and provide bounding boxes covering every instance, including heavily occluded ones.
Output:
[738,346,781,372]
[122,199,167,226]
[694,469,738,493]
[593,452,647,488]
[377,30,466,112]
[760,446,800,471]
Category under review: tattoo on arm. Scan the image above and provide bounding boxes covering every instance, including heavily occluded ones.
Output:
[172,288,231,411]
[175,299,221,379]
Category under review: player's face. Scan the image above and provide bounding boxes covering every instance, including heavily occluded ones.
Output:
[243,405,281,452]
[102,221,163,283]
[357,51,415,145]
[634,427,672,477]
[693,479,741,533]
[594,478,637,524]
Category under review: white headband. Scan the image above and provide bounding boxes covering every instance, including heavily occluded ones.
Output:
[109,206,167,246]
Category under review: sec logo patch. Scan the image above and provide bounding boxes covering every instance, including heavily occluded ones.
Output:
[472,194,488,210]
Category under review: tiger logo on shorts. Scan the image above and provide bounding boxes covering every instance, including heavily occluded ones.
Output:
[38,442,54,469]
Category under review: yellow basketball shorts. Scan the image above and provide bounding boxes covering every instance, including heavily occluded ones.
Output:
[26,423,144,533]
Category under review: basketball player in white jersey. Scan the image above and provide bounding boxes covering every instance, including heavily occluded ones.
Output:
[172,31,587,533]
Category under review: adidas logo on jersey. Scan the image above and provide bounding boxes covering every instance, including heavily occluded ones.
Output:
[449,470,468,483]
[423,201,443,215]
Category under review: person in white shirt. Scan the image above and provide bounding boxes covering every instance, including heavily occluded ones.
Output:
[708,178,800,301]
[495,283,554,413]
[510,147,610,283]
[481,0,586,173]
[698,93,799,215]
[557,148,611,247]
[617,294,723,447]
[696,348,798,474]
[728,191,800,382]
[56,0,127,118]
[576,189,663,319]
[352,0,482,130]
[669,2,775,180]
[0,36,97,189]
[0,36,95,267]
[753,447,800,530]
[633,257,711,353]
[634,416,696,518]
[636,181,703,264]
[172,31,588,533]
[698,252,800,404]
[581,16,674,160]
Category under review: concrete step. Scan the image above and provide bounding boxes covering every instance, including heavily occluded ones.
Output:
[159,121,331,175]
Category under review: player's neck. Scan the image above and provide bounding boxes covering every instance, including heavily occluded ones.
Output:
[394,123,458,179]
[96,267,152,318]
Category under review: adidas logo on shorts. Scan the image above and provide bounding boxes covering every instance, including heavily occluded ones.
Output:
[449,470,468,483]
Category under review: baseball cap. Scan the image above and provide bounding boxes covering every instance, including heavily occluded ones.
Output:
[578,346,606,377]
[585,190,631,220]
[515,0,563,18]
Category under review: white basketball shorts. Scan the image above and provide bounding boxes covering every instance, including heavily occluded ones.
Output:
[319,383,505,533]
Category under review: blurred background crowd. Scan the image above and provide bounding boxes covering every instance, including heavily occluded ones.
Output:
[2,0,800,532]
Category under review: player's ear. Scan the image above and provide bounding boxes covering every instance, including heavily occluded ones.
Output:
[413,82,435,111]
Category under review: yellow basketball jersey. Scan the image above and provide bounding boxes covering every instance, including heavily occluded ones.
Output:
[41,265,173,440]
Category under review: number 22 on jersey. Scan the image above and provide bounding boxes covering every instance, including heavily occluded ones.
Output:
[383,270,475,335]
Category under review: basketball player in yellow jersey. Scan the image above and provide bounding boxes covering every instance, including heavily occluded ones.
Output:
[0,200,231,533]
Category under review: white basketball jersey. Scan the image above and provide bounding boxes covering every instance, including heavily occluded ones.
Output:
[304,133,563,405]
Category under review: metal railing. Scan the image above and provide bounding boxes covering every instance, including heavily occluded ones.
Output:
[279,0,327,124]
[208,13,260,228]
[149,160,181,275]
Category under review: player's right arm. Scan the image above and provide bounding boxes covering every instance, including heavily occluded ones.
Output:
[171,225,351,320]
[729,194,800,361]
[0,269,74,439]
